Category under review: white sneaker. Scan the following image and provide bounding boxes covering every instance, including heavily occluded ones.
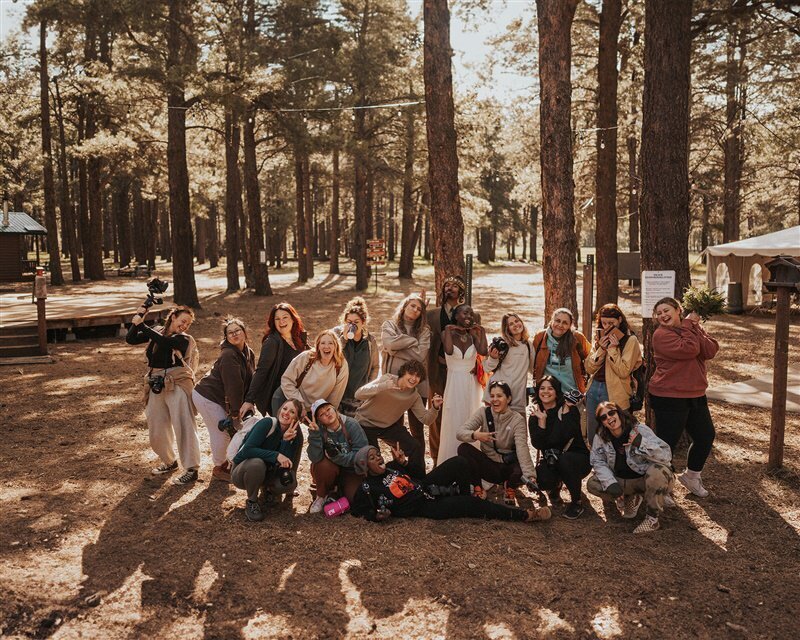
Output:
[678,473,709,498]
[620,494,643,519]
[310,497,325,514]
[633,514,661,534]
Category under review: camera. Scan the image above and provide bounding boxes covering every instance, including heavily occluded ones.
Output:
[564,389,584,405]
[526,385,537,400]
[143,277,169,309]
[490,336,509,355]
[148,374,165,394]
[278,467,294,487]
[218,417,236,438]
[543,448,561,468]
[426,482,461,497]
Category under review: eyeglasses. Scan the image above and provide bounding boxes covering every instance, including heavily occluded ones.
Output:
[226,329,243,338]
[598,409,618,423]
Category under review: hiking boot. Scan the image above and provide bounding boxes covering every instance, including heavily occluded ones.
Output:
[620,494,643,519]
[245,499,264,522]
[472,485,487,500]
[171,468,198,485]
[633,514,661,534]
[310,496,325,514]
[526,506,552,522]
[503,483,517,507]
[562,501,585,520]
[678,473,709,498]
[151,460,178,475]
[548,489,564,507]
[212,462,231,483]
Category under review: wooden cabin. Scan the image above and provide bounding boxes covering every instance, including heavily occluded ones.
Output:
[0,211,48,281]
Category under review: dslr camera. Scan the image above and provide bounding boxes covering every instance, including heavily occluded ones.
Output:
[148,373,165,394]
[564,388,584,405]
[426,482,461,497]
[278,467,294,487]
[490,336,509,355]
[543,448,561,468]
[143,277,169,309]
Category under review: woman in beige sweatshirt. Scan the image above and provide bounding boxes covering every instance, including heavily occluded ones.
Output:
[280,330,349,415]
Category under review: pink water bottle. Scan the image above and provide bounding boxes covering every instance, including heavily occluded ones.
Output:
[324,496,350,518]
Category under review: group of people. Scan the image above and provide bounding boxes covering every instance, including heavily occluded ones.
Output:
[127,275,719,533]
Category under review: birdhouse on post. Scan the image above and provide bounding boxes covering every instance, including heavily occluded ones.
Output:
[764,256,800,472]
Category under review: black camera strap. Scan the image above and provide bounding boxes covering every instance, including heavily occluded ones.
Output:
[484,406,501,456]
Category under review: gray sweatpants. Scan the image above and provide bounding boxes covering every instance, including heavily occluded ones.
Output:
[231,458,272,501]
[587,463,673,516]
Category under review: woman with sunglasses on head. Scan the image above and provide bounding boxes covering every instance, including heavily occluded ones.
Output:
[584,304,642,445]
[240,303,308,419]
[529,376,590,518]
[587,401,673,533]
[484,313,535,418]
[193,317,256,483]
[381,292,431,450]
[126,304,200,485]
[649,297,719,498]
[332,296,380,417]
[531,308,591,396]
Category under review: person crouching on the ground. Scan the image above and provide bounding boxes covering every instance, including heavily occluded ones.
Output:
[649,297,719,498]
[349,446,551,523]
[354,360,443,478]
[587,401,674,533]
[333,296,380,417]
[529,376,591,519]
[126,305,200,486]
[280,330,349,418]
[307,399,369,513]
[456,381,537,506]
[231,399,305,522]
[484,313,535,419]
[584,304,642,446]
[192,317,255,483]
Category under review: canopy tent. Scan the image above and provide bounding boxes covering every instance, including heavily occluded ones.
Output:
[704,226,800,306]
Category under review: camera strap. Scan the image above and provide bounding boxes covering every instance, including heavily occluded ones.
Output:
[484,406,502,456]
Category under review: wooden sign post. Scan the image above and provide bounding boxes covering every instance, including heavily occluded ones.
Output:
[34,267,48,356]
[367,239,386,293]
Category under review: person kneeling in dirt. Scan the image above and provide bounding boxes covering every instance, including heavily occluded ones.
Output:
[230,399,305,522]
[587,401,674,533]
[350,445,551,524]
[307,398,369,514]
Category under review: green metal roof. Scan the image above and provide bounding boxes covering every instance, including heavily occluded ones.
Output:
[0,212,48,235]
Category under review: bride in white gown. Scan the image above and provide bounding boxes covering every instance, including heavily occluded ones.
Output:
[437,304,488,466]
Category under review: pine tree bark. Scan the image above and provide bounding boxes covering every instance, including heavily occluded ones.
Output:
[158,198,171,261]
[145,199,157,269]
[723,16,746,243]
[537,0,579,320]
[302,155,314,279]
[529,204,539,263]
[114,179,132,266]
[208,203,219,268]
[424,0,465,293]
[225,107,242,291]
[353,111,370,289]
[399,94,416,278]
[329,146,340,275]
[53,80,81,281]
[594,0,622,308]
[294,150,308,282]
[243,107,272,295]
[627,130,640,251]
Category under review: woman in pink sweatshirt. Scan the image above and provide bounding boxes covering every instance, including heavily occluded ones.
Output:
[648,297,719,498]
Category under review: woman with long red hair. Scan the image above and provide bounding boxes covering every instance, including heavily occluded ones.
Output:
[240,303,309,417]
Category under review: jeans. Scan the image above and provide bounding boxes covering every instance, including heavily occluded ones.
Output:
[650,394,715,472]
[585,380,609,446]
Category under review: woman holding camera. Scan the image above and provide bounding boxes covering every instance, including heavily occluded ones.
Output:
[532,308,591,395]
[457,381,537,505]
[438,304,488,466]
[529,376,590,518]
[584,304,642,445]
[332,297,379,416]
[192,318,256,482]
[484,313,535,418]
[126,304,200,485]
[649,297,719,498]
[588,401,673,533]
[240,303,308,418]
[380,292,431,449]
[230,398,305,522]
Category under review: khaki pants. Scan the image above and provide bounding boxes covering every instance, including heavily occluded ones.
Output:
[192,390,230,466]
[145,386,200,470]
[587,464,673,516]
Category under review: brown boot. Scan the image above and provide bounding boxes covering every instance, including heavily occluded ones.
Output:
[526,506,552,522]
[212,461,231,482]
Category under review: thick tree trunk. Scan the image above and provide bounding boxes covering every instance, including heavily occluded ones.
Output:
[537,0,579,320]
[424,0,465,293]
[208,203,219,268]
[353,109,370,290]
[225,107,242,291]
[243,107,272,295]
[627,130,640,251]
[594,0,622,308]
[53,81,80,281]
[722,17,746,243]
[530,204,539,263]
[115,179,132,266]
[399,95,416,278]
[329,146,340,275]
[39,20,64,285]
[158,197,171,261]
[195,215,206,265]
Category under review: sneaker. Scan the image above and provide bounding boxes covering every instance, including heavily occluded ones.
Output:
[633,514,661,533]
[245,499,264,522]
[548,489,564,507]
[171,468,198,485]
[212,463,231,483]
[526,506,552,522]
[503,484,517,507]
[678,473,709,498]
[563,502,585,520]
[620,494,643,519]
[472,485,487,500]
[310,496,325,514]
[151,460,178,475]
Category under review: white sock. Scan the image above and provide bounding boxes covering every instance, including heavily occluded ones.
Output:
[684,469,701,479]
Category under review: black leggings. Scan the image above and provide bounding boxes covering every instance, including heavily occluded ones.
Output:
[535,450,591,503]
[363,420,426,479]
[411,495,528,521]
[457,443,523,488]
[650,394,715,472]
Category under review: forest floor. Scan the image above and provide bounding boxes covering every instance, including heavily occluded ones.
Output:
[1,259,799,640]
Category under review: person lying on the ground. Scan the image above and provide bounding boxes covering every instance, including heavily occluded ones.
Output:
[349,445,551,524]
[306,398,369,514]
[587,402,673,534]
[230,398,305,523]
[354,360,443,478]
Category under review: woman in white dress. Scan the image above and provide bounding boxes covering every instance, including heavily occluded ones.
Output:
[437,304,488,466]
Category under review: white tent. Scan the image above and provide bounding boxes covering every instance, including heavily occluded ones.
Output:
[704,226,800,306]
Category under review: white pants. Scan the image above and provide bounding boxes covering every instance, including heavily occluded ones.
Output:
[145,386,200,470]
[192,390,230,466]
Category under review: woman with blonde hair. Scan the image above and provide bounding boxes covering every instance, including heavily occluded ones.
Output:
[332,296,379,416]
[280,329,349,416]
[126,304,200,485]
[484,313,535,417]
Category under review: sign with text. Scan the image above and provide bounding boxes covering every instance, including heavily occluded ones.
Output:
[642,270,676,316]
[367,238,386,264]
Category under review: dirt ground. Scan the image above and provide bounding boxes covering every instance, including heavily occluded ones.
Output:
[1,260,799,640]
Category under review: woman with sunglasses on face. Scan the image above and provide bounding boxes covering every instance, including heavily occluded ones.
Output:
[531,308,591,396]
[588,401,673,533]
[193,318,256,483]
[584,304,642,445]
[649,297,719,498]
[529,376,590,519]
[484,313,535,418]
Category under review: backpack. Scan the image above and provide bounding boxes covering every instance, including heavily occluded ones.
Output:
[226,412,268,463]
[629,363,647,413]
